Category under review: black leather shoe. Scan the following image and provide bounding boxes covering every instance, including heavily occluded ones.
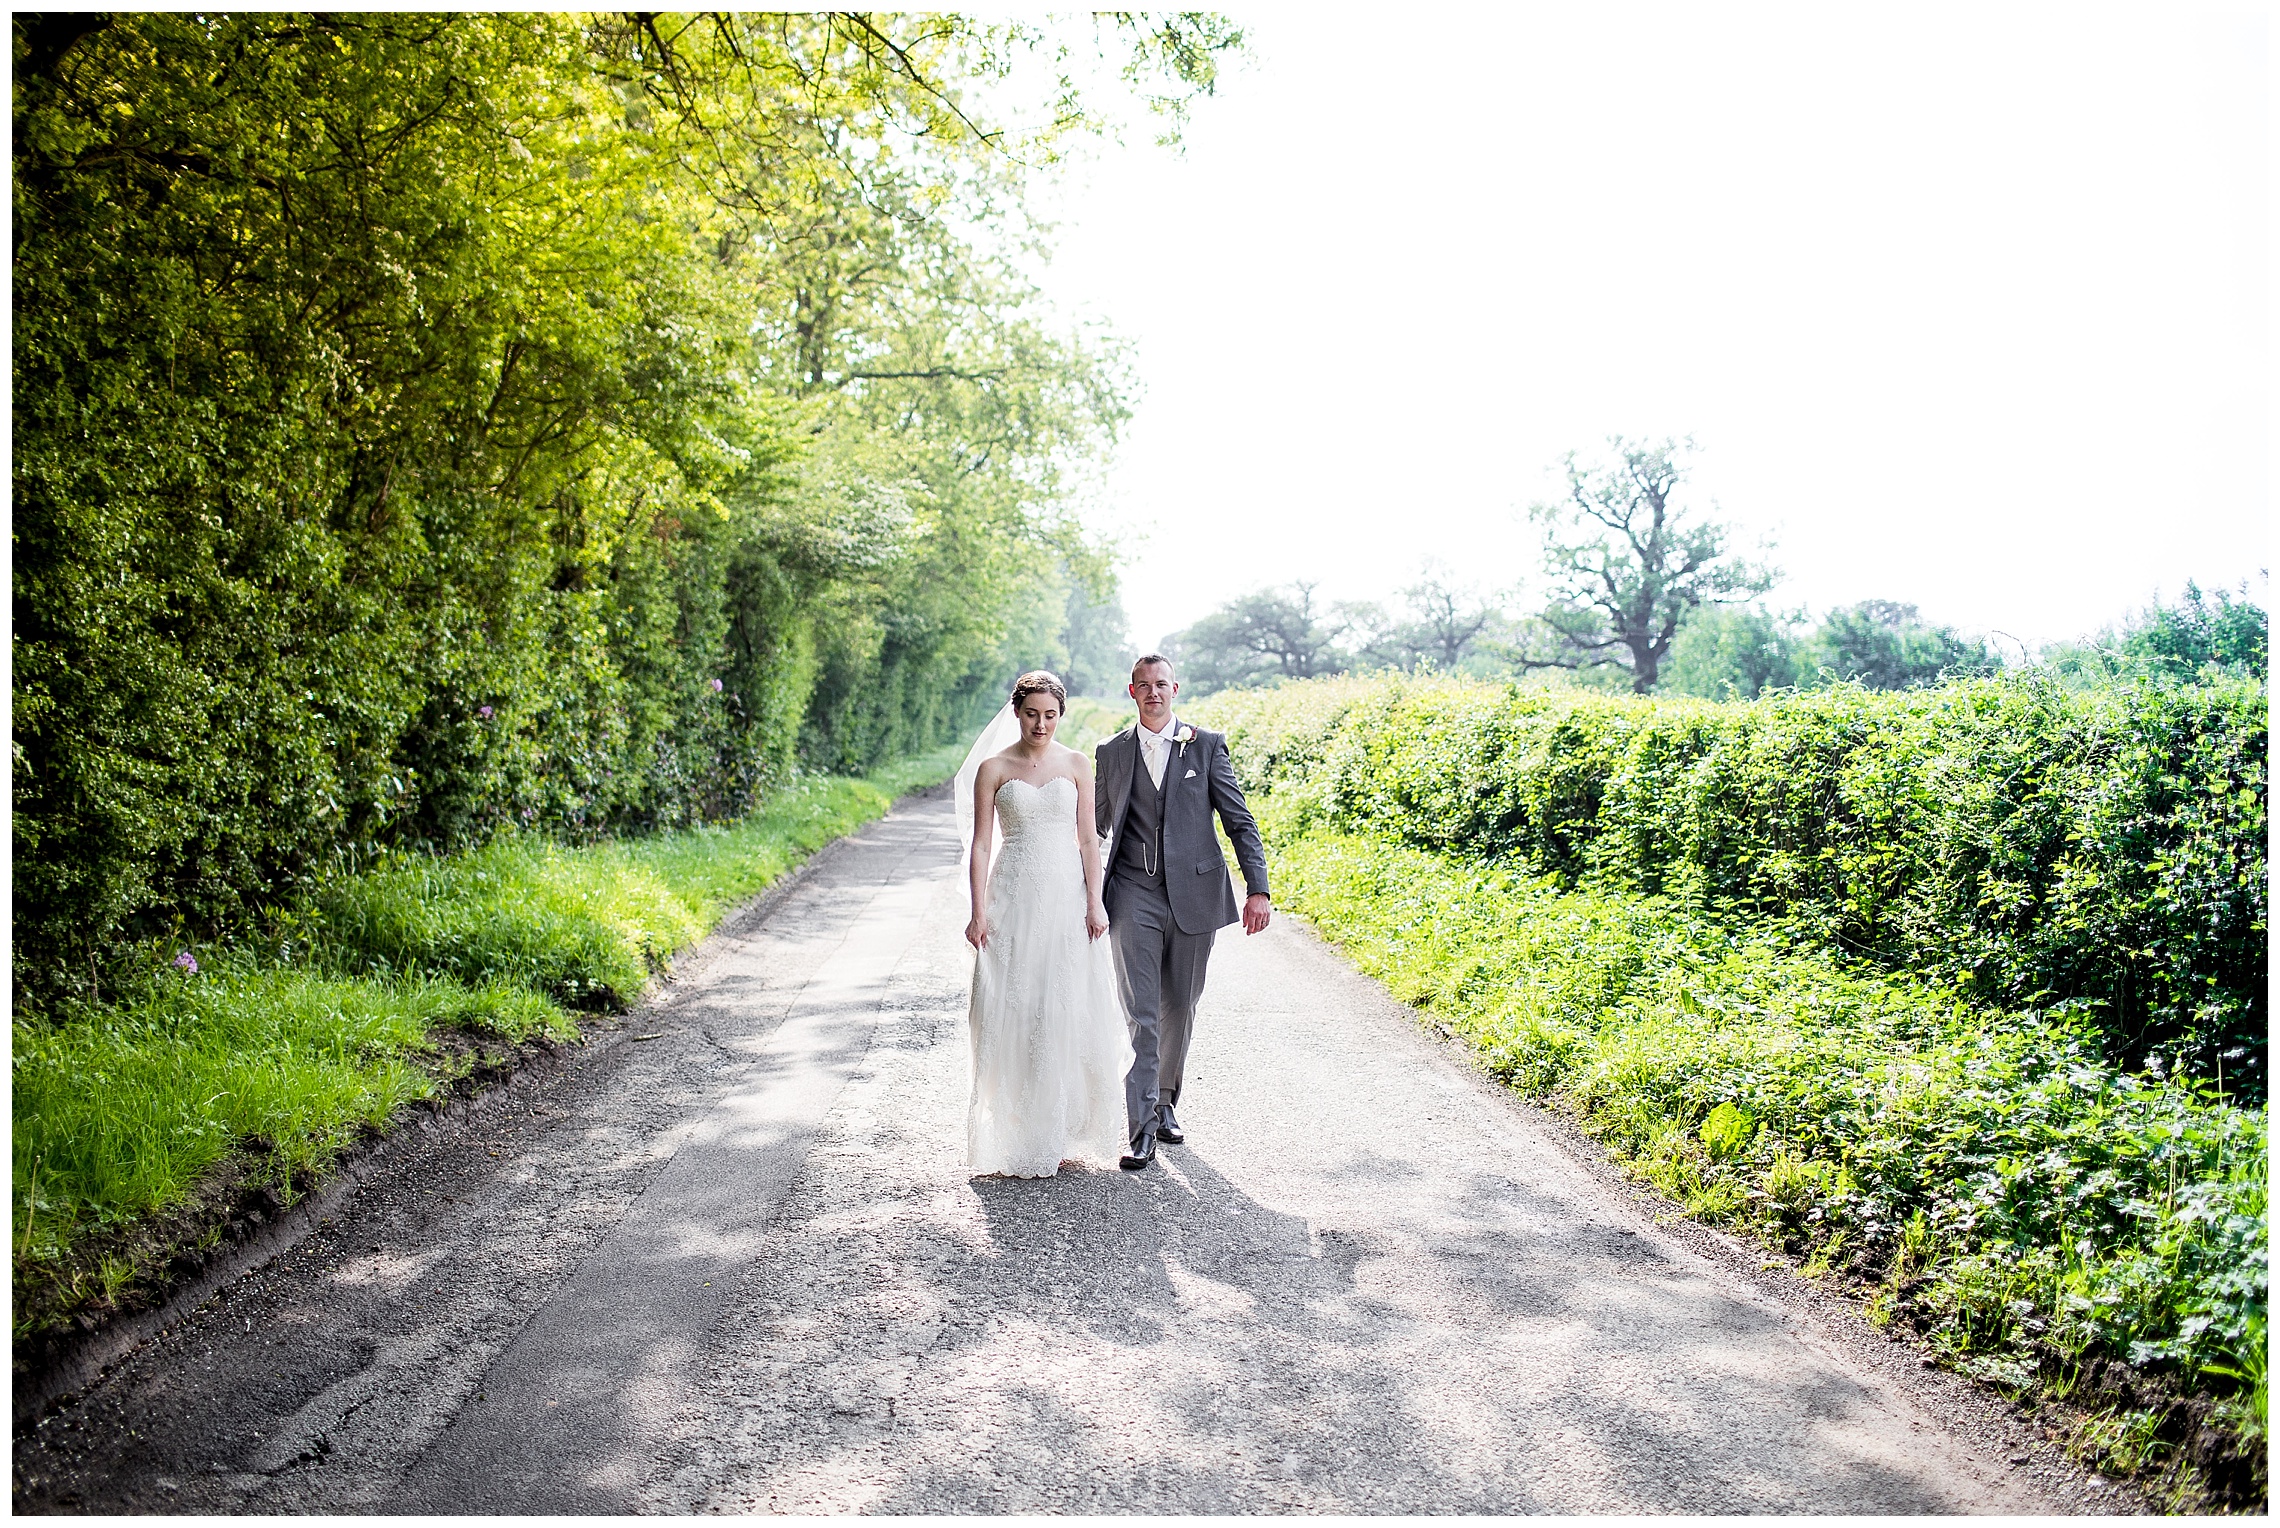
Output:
[1156,1122,1184,1145]
[1119,1128,1158,1170]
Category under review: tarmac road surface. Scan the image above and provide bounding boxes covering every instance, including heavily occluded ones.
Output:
[14,789,2081,1513]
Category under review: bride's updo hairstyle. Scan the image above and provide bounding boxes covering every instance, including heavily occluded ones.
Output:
[1009,669,1067,713]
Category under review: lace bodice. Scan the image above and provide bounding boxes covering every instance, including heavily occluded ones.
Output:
[991,775,1080,878]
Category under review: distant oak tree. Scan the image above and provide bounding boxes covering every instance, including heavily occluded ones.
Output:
[1166,581,1353,696]
[1529,438,1775,692]
[1356,566,1506,673]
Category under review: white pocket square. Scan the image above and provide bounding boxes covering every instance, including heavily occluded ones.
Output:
[1184,768,1197,778]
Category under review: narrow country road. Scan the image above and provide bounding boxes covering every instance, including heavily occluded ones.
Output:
[16,790,2087,1513]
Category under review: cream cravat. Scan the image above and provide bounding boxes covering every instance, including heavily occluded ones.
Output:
[1141,719,1174,789]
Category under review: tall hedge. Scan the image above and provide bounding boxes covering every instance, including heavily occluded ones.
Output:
[1200,674,2268,1090]
[11,15,1122,1001]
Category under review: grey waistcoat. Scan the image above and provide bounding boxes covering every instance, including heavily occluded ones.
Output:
[1113,753,1166,884]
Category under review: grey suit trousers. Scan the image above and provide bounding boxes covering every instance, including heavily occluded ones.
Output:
[1107,871,1215,1138]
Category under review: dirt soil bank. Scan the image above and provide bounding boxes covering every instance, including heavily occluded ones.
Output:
[14,793,2133,1512]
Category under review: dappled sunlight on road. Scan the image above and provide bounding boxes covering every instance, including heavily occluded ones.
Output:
[652,803,2038,1513]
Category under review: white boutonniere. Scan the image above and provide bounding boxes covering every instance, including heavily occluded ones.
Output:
[1173,724,1195,757]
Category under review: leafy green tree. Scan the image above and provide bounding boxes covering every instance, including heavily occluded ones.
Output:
[2125,582,2268,678]
[1056,556,1135,697]
[2044,582,2268,687]
[1166,582,1354,697]
[1528,437,1776,692]
[775,238,1135,768]
[1804,602,1999,690]
[1354,566,1510,674]
[1662,606,1807,699]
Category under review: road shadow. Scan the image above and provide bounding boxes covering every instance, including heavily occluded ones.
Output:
[736,1136,1978,1515]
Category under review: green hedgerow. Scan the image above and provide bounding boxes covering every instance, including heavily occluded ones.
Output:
[1260,809,2267,1398]
[1201,672,2267,1090]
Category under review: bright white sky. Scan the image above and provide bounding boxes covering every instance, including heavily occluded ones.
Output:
[1028,2,2273,654]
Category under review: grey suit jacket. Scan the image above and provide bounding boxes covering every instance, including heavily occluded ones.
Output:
[1094,723,1271,936]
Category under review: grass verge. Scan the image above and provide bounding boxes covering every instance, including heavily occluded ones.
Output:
[314,764,963,1007]
[1260,800,2266,1508]
[11,745,965,1355]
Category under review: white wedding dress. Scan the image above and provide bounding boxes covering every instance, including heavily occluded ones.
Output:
[966,775,1133,1177]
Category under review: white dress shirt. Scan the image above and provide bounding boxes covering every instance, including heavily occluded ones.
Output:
[1137,715,1178,789]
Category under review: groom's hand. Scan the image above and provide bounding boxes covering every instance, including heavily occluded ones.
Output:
[1242,894,1271,935]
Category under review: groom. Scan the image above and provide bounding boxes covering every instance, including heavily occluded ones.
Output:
[1095,653,1272,1170]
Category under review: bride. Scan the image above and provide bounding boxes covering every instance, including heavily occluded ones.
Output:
[957,670,1133,1178]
